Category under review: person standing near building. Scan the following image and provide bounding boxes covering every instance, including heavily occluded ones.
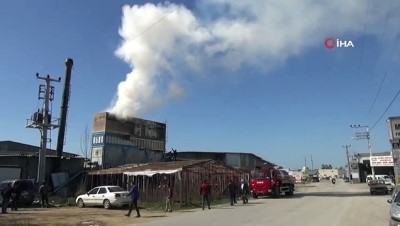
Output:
[240,179,249,204]
[125,181,141,218]
[11,181,21,211]
[228,180,236,206]
[1,182,12,214]
[200,180,211,210]
[164,183,173,212]
[39,181,50,208]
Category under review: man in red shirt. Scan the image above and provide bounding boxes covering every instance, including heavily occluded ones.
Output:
[200,180,211,210]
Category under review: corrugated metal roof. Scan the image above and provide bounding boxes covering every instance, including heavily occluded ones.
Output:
[88,160,212,175]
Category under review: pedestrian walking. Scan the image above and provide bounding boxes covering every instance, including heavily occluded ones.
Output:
[1,182,12,214]
[125,181,141,218]
[200,179,211,210]
[11,180,21,211]
[233,180,238,204]
[164,183,173,212]
[228,180,236,206]
[240,179,250,204]
[39,181,50,208]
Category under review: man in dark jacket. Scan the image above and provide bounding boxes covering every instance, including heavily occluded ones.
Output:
[39,182,50,208]
[200,180,211,210]
[11,181,21,210]
[228,180,237,206]
[1,182,12,214]
[125,181,141,218]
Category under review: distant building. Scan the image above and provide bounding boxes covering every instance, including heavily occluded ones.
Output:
[177,151,270,172]
[91,112,166,169]
[0,140,78,157]
[318,169,339,179]
[0,140,84,193]
[352,151,394,183]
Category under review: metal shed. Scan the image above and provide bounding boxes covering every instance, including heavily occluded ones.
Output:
[87,160,246,205]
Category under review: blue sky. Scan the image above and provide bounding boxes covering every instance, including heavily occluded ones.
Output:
[0,0,399,169]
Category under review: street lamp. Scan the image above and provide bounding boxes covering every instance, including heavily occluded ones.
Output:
[350,124,375,179]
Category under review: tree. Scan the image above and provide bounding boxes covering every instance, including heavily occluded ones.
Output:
[80,124,91,160]
[328,164,332,169]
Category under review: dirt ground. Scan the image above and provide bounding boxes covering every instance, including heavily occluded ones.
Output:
[0,184,315,226]
[0,207,174,226]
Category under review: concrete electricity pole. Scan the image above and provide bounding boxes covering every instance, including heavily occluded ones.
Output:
[27,74,60,184]
[343,145,352,182]
[311,155,314,170]
[350,124,375,179]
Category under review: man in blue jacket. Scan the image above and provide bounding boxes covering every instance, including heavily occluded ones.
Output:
[125,181,141,218]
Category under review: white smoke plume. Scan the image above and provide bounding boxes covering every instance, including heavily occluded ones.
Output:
[109,0,399,118]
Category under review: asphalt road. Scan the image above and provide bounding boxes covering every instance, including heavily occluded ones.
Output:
[134,180,391,226]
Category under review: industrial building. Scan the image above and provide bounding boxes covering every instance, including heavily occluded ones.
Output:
[177,151,269,172]
[351,151,394,183]
[0,140,78,157]
[91,112,166,169]
[0,140,84,194]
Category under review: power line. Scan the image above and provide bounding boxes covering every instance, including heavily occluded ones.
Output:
[371,88,400,130]
[368,72,387,113]
[367,0,393,114]
[367,0,398,130]
[356,0,371,78]
[128,9,177,42]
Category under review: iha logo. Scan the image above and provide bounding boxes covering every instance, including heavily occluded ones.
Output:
[324,37,354,49]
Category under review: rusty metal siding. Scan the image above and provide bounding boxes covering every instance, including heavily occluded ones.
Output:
[101,146,163,169]
[86,160,247,205]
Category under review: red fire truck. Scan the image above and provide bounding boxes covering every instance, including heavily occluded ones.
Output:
[250,163,295,198]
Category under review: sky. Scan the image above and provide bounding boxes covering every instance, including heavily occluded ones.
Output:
[0,0,399,170]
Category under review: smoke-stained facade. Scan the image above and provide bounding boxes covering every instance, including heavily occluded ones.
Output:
[91,112,166,168]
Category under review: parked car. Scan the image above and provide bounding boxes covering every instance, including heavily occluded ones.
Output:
[392,185,400,198]
[76,186,131,209]
[387,190,400,226]
[367,175,395,192]
[0,179,35,206]
[369,179,389,195]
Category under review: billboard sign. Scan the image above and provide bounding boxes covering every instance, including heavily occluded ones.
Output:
[388,117,400,142]
[370,155,393,167]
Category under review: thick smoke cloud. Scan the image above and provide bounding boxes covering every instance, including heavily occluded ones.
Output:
[108,0,399,118]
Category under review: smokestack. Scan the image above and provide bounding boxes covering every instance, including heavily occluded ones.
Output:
[56,58,74,158]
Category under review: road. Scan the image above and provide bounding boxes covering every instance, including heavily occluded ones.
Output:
[135,180,390,226]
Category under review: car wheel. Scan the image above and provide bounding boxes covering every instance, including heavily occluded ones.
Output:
[77,198,85,208]
[103,199,111,209]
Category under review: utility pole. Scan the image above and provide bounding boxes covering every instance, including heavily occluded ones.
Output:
[350,124,375,179]
[304,156,307,169]
[311,155,314,170]
[343,145,352,182]
[27,74,60,184]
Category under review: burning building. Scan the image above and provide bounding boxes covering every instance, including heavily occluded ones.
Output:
[91,112,166,169]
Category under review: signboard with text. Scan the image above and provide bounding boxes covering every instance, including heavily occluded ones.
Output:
[370,155,393,167]
[388,117,400,142]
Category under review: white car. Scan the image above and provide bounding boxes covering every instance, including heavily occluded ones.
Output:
[76,186,131,209]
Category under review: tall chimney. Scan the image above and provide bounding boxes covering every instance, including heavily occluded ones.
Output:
[56,58,74,158]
